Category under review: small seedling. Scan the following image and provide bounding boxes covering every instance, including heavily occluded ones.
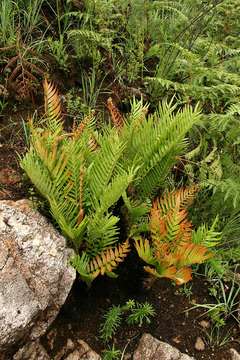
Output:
[99,300,155,343]
[102,345,121,360]
[176,283,193,299]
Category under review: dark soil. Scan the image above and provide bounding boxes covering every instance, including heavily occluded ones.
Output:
[0,107,29,200]
[42,256,240,360]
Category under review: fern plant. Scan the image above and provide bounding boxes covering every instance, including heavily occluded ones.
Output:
[134,186,220,285]
[21,80,201,285]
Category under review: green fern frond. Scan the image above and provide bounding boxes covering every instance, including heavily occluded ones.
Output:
[192,217,222,248]
[68,29,111,50]
[70,252,98,287]
[21,79,201,285]
[134,238,156,266]
[123,100,201,198]
[87,213,120,257]
[88,133,126,206]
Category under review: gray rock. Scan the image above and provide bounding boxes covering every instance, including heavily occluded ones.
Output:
[133,333,195,360]
[13,338,101,360]
[75,340,101,360]
[230,348,240,360]
[194,337,205,351]
[57,339,101,360]
[13,340,50,360]
[0,200,76,353]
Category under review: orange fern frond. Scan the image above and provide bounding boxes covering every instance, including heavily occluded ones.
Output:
[138,186,212,286]
[155,185,199,218]
[144,263,192,285]
[87,240,130,276]
[144,264,177,280]
[43,78,61,121]
[73,121,86,139]
[176,243,212,267]
[178,218,192,243]
[175,185,199,209]
[72,113,95,139]
[173,267,192,285]
[107,97,124,129]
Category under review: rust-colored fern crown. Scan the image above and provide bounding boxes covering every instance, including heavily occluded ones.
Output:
[135,186,212,285]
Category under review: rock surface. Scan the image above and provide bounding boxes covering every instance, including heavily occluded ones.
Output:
[13,340,50,360]
[0,200,76,353]
[194,337,205,351]
[13,339,101,360]
[133,333,194,360]
[229,348,240,360]
[65,340,101,360]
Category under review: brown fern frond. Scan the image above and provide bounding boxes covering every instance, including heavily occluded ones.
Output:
[178,218,193,243]
[151,205,189,249]
[4,49,44,100]
[150,207,167,246]
[72,114,92,137]
[107,97,124,129]
[4,55,19,70]
[72,121,86,139]
[88,136,99,151]
[87,240,130,276]
[43,78,61,120]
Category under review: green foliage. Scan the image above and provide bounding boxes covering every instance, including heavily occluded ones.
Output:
[102,345,121,360]
[0,0,44,46]
[190,277,240,328]
[0,0,15,45]
[187,275,240,347]
[48,35,69,71]
[100,300,155,343]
